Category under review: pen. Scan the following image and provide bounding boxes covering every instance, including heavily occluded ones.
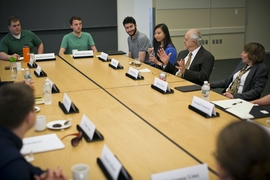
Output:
[232,101,242,105]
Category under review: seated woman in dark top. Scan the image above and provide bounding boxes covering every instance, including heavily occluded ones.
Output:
[147,23,177,70]
[215,121,270,180]
[210,42,269,101]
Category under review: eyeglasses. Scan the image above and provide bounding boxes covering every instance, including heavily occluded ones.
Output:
[61,131,83,147]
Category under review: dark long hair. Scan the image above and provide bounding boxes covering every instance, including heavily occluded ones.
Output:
[152,23,175,52]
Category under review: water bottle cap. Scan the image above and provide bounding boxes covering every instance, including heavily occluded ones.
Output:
[10,56,16,62]
[204,81,208,84]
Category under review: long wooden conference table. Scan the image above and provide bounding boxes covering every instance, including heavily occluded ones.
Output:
[1,54,269,179]
[59,54,240,174]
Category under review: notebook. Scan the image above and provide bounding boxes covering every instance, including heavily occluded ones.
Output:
[174,85,201,92]
[104,50,126,55]
[20,133,65,155]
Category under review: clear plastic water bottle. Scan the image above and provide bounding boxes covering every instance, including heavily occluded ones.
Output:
[151,49,155,56]
[201,81,210,101]
[43,79,52,105]
[24,68,32,81]
[10,56,17,80]
[30,53,36,65]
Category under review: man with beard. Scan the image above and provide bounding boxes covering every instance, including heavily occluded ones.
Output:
[0,16,44,61]
[59,16,98,55]
[123,16,150,63]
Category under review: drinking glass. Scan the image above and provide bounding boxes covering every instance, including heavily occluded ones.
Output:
[134,58,142,70]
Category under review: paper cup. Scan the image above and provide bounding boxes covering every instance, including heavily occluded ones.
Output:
[72,164,89,180]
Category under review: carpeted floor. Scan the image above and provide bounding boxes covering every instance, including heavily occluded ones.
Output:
[209,54,270,97]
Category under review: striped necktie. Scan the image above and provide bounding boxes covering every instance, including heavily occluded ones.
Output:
[177,52,192,77]
[227,65,249,94]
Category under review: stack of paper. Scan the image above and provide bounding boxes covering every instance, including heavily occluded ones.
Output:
[211,98,254,119]
[20,133,65,155]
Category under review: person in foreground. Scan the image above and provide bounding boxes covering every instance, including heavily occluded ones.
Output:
[59,16,98,55]
[0,16,44,61]
[251,94,270,106]
[123,16,150,63]
[158,29,215,85]
[0,83,66,180]
[148,23,177,70]
[215,121,270,180]
[210,42,269,101]
[0,78,34,89]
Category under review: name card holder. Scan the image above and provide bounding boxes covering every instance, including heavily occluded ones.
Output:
[73,55,93,59]
[98,52,110,62]
[58,101,79,114]
[27,62,38,69]
[73,50,93,58]
[151,84,174,94]
[34,70,47,78]
[97,157,132,180]
[76,124,104,142]
[109,63,123,70]
[125,73,144,80]
[52,84,60,93]
[35,53,56,61]
[98,57,111,62]
[188,105,220,118]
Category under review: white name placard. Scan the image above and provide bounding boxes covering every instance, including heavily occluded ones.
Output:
[110,58,120,68]
[35,65,42,76]
[127,67,141,79]
[35,53,55,60]
[192,96,216,117]
[73,50,93,57]
[62,93,72,112]
[100,145,122,180]
[153,77,170,92]
[100,52,109,61]
[151,164,209,180]
[79,114,96,140]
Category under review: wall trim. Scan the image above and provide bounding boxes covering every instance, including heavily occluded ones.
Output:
[169,26,245,37]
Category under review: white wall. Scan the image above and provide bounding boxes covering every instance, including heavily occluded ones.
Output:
[117,0,134,56]
[118,0,270,55]
[117,0,153,56]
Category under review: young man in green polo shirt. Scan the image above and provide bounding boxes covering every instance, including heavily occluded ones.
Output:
[58,16,98,55]
[0,16,44,61]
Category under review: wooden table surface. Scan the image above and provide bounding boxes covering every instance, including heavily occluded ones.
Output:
[3,54,254,179]
[0,56,99,96]
[59,54,185,89]
[25,90,218,179]
[105,80,241,173]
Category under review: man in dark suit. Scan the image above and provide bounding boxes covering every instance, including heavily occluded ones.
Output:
[157,29,215,85]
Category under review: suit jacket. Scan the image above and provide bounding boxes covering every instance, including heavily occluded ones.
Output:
[210,61,269,101]
[0,81,13,87]
[164,46,215,85]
